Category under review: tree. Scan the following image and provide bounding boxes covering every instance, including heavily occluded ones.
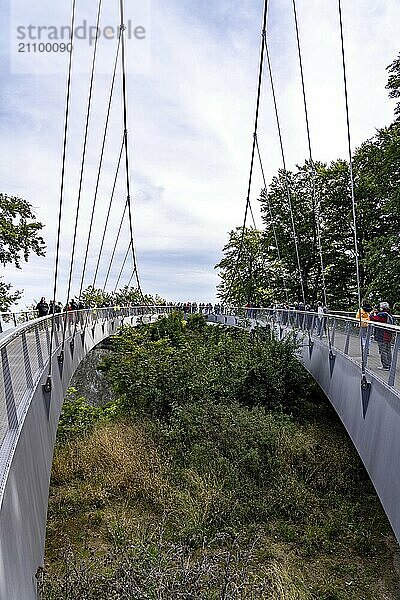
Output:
[0,193,45,311]
[218,126,400,309]
[215,227,276,306]
[80,286,113,308]
[0,279,21,312]
[257,161,359,308]
[386,53,400,120]
[353,124,400,306]
[80,285,167,308]
[217,51,400,310]
[0,193,45,267]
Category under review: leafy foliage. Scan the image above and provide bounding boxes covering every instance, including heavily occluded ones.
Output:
[0,278,22,312]
[386,52,400,120]
[215,227,275,306]
[80,285,167,307]
[0,193,45,311]
[0,193,45,268]
[100,313,313,420]
[217,53,400,309]
[57,388,113,443]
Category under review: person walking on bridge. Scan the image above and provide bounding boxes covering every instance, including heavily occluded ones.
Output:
[36,297,49,317]
[370,302,393,370]
[356,300,372,356]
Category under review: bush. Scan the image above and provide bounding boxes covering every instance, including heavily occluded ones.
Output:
[57,389,107,443]
[44,314,398,599]
[100,315,316,421]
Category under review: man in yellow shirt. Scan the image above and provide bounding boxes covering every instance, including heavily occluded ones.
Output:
[356,300,373,356]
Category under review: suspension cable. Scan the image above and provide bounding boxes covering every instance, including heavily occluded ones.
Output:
[249,202,257,229]
[263,31,306,306]
[292,0,333,352]
[255,134,289,304]
[225,0,269,303]
[126,270,135,290]
[47,0,76,384]
[92,136,125,288]
[60,0,103,351]
[75,4,126,314]
[119,0,144,299]
[338,0,365,375]
[114,241,132,292]
[102,199,128,291]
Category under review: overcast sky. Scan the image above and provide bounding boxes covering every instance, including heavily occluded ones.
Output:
[1,0,400,308]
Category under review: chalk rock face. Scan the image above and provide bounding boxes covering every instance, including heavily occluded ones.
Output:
[70,347,114,406]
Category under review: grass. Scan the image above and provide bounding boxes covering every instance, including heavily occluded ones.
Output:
[43,407,399,599]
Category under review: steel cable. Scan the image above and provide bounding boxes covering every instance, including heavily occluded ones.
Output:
[263,31,306,306]
[92,136,125,288]
[62,0,104,345]
[292,0,333,352]
[119,0,144,300]
[114,241,132,292]
[224,0,269,303]
[338,0,365,375]
[46,0,77,386]
[102,199,128,292]
[255,134,289,303]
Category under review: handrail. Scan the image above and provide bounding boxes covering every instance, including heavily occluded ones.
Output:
[0,305,173,459]
[263,308,400,334]
[0,305,168,351]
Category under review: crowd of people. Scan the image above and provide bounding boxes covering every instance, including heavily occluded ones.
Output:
[173,302,225,314]
[34,296,396,371]
[36,298,86,317]
[274,298,395,372]
[35,298,230,318]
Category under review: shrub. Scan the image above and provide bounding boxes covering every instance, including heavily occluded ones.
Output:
[100,315,316,421]
[57,389,106,443]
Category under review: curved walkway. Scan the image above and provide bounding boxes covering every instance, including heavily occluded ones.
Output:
[0,306,171,600]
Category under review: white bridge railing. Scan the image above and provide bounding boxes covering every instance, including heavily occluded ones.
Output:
[210,307,400,394]
[0,306,174,452]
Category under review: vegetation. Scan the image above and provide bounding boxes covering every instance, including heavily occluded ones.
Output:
[0,192,45,311]
[79,285,167,308]
[42,313,399,599]
[216,53,400,309]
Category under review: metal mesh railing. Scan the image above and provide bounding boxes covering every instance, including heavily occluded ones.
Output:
[0,311,39,334]
[250,308,400,392]
[0,306,173,451]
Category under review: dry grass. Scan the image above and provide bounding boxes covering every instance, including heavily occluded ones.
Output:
[51,421,169,506]
[44,417,400,600]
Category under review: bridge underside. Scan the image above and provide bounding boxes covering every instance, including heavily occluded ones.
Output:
[299,330,400,542]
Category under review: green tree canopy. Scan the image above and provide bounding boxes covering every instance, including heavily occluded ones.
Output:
[0,193,45,268]
[215,227,276,306]
[80,285,167,308]
[0,193,45,311]
[386,52,400,120]
[217,51,400,310]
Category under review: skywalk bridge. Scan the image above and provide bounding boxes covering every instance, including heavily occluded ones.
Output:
[1,0,396,594]
[1,306,400,598]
